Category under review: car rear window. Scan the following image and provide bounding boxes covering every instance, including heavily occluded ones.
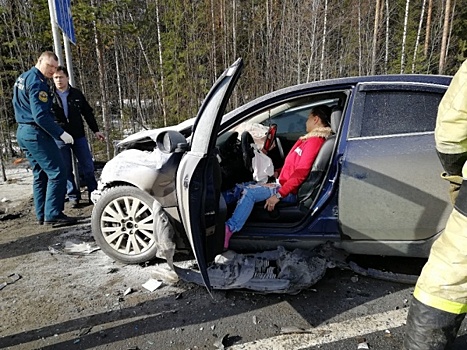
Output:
[360,91,443,137]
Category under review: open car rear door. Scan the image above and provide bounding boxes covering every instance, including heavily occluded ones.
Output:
[176,58,244,291]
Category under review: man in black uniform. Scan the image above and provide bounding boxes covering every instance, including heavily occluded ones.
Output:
[13,51,77,226]
[52,66,105,207]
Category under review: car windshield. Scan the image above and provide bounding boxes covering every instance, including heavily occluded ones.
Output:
[224,95,341,145]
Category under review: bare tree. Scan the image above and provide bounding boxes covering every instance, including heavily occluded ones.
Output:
[412,0,427,73]
[319,0,328,80]
[91,0,111,159]
[306,0,319,82]
[400,0,410,74]
[155,0,167,126]
[371,0,381,75]
[439,0,451,74]
[424,0,433,57]
[384,0,390,73]
[210,0,217,79]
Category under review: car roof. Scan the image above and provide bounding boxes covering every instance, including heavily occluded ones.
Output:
[222,74,452,124]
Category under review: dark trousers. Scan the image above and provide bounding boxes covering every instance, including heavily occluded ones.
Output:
[17,124,66,221]
[56,136,97,201]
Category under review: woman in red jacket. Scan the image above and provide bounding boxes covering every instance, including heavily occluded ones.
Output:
[224,106,332,249]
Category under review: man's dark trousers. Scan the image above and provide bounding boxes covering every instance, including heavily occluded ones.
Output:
[17,124,67,221]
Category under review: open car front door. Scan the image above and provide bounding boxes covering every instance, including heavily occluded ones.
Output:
[176,58,244,291]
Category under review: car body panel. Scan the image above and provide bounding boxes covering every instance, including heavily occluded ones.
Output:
[92,148,184,208]
[338,81,450,245]
[339,133,450,241]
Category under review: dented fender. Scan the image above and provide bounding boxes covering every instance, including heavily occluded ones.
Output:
[98,148,168,193]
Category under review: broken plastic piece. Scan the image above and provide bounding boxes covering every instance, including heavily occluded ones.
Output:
[63,241,100,255]
[142,278,162,292]
[175,246,327,294]
[280,326,313,334]
[0,273,22,291]
[213,333,228,350]
[357,339,370,349]
[0,282,7,291]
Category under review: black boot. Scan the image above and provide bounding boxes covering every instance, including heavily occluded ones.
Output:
[404,297,465,349]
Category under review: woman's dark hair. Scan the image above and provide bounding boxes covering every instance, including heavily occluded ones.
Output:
[310,105,331,127]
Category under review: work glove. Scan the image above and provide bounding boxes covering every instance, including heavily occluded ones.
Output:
[441,172,463,205]
[60,131,74,145]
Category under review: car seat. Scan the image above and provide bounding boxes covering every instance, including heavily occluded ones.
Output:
[247,106,342,223]
[298,106,342,211]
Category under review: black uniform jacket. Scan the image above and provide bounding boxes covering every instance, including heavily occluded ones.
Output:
[52,86,100,139]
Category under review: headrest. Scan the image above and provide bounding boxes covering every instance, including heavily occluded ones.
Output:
[330,107,342,134]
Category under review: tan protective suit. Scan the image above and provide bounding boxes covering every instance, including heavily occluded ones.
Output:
[404,60,467,349]
[435,60,467,156]
[435,59,467,204]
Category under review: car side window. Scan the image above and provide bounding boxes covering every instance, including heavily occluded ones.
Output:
[272,109,309,135]
[360,91,444,137]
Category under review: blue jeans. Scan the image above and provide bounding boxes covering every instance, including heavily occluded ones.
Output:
[17,124,67,221]
[224,182,297,233]
[55,136,97,201]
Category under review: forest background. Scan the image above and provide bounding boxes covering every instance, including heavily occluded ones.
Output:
[0,0,466,164]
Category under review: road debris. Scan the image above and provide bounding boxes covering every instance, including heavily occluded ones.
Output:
[78,326,92,336]
[280,326,314,334]
[175,246,328,293]
[63,241,100,255]
[142,278,162,292]
[357,338,370,349]
[168,242,420,293]
[348,261,418,284]
[47,241,100,255]
[213,333,228,350]
[0,273,22,291]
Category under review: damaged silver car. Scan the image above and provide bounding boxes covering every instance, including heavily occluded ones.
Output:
[91,58,452,291]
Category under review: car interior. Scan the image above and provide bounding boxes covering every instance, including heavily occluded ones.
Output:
[216,91,348,225]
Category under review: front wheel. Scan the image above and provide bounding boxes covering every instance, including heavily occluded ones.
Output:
[91,186,158,264]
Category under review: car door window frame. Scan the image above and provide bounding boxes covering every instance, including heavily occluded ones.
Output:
[348,82,448,139]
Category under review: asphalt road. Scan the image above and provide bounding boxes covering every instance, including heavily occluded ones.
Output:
[3,168,467,349]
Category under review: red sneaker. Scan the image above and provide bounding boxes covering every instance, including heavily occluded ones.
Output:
[224,225,233,250]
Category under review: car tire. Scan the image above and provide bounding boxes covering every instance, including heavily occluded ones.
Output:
[91,185,158,264]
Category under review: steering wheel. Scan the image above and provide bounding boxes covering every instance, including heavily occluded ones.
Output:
[241,131,255,172]
[263,124,285,160]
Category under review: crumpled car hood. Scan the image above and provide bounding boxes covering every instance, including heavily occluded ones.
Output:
[98,148,171,186]
[117,117,195,149]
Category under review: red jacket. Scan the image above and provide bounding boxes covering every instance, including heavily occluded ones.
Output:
[277,126,331,197]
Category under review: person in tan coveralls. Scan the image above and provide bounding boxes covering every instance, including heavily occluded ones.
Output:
[404,59,467,349]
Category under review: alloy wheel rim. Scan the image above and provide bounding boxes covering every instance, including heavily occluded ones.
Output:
[100,196,154,255]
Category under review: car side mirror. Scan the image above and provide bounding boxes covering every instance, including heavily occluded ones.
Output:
[156,130,189,153]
